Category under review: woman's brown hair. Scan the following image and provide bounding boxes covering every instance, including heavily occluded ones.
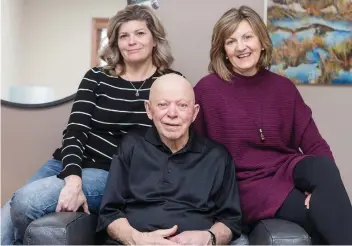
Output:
[209,6,273,81]
[99,4,173,76]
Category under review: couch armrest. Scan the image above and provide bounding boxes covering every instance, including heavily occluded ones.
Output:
[249,219,311,245]
[23,212,97,245]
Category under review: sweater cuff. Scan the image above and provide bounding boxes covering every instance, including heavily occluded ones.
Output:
[57,164,82,179]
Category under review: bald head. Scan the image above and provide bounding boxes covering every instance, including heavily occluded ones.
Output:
[149,73,195,103]
[145,73,200,146]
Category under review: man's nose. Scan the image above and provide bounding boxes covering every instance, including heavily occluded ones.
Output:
[167,105,177,118]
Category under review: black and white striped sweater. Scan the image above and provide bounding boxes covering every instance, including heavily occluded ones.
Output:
[53,67,182,179]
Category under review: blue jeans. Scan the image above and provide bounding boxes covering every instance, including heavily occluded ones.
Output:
[1,159,108,245]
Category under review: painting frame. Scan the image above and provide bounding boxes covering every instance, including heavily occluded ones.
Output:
[264,0,352,86]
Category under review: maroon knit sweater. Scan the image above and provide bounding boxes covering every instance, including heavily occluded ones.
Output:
[193,69,334,224]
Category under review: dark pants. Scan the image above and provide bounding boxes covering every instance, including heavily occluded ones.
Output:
[275,156,352,245]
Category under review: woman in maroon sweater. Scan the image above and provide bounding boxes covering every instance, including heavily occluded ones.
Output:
[193,5,352,245]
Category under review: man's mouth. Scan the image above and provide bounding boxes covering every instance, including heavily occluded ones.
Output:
[164,123,180,127]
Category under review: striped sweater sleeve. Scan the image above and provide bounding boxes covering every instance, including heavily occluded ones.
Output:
[57,69,98,179]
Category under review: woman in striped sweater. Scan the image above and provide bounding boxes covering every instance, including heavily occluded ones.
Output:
[1,4,182,245]
[194,6,352,245]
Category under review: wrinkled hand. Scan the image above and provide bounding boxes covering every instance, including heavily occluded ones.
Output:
[169,230,211,245]
[133,225,179,245]
[56,176,89,214]
[305,192,311,209]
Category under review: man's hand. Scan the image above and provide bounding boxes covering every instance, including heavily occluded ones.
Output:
[169,230,211,245]
[56,175,90,214]
[132,225,179,245]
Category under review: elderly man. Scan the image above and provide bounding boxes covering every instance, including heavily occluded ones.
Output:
[97,73,242,245]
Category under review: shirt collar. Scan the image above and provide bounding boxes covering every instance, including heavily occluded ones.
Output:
[145,124,202,153]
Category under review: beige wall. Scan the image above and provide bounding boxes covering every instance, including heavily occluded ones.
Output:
[1,0,24,100]
[2,0,126,102]
[1,0,351,204]
[1,103,73,204]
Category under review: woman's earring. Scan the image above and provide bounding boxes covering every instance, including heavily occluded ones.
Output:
[225,56,229,59]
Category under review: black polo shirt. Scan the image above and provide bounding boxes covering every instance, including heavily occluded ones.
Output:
[97,126,242,240]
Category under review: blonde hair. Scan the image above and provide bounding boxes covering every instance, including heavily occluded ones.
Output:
[99,4,173,76]
[209,5,273,81]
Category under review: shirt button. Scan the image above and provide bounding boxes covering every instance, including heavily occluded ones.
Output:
[168,168,171,173]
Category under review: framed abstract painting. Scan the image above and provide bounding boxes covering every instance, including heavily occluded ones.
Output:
[265,0,352,85]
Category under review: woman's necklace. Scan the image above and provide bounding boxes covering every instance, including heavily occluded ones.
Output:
[126,79,147,97]
[124,66,155,97]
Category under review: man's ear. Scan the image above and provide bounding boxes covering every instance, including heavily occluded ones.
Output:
[145,101,153,120]
[192,104,200,122]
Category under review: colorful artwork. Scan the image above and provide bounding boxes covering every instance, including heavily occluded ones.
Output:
[266,0,352,85]
[127,0,159,9]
